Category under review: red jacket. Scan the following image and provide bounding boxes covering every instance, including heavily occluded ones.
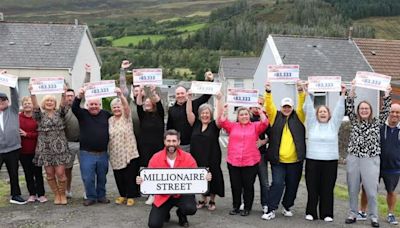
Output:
[148,148,197,207]
[19,113,38,155]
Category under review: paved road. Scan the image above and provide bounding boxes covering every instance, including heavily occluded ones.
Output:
[0,141,393,227]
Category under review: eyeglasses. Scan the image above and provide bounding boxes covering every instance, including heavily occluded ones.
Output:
[0,97,8,101]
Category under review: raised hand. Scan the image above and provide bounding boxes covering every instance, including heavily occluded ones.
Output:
[205,71,213,81]
[385,86,392,98]
[264,81,271,91]
[121,60,132,69]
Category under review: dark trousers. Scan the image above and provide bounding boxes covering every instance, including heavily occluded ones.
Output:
[0,149,22,196]
[305,159,338,219]
[148,195,197,228]
[113,158,140,198]
[267,161,303,211]
[227,163,258,211]
[20,154,45,197]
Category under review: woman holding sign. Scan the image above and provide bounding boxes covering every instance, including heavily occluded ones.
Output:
[303,83,346,222]
[108,88,140,206]
[217,99,269,216]
[187,91,225,211]
[344,81,391,228]
[29,85,70,205]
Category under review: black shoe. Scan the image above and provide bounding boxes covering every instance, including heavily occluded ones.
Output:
[345,217,356,224]
[229,208,240,215]
[83,199,96,206]
[165,212,171,222]
[240,210,250,216]
[371,220,379,227]
[10,195,27,205]
[97,197,110,204]
[177,209,189,227]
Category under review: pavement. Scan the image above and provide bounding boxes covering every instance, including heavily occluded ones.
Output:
[0,140,395,227]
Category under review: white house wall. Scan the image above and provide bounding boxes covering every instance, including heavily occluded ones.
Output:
[70,31,101,91]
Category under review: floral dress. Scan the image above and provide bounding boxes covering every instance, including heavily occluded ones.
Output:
[33,106,70,166]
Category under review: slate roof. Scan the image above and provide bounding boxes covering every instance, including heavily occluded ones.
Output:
[219,57,259,79]
[272,35,372,82]
[0,22,100,68]
[354,38,400,80]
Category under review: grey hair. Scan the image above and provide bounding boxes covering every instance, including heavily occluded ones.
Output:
[110,98,121,107]
[198,103,213,120]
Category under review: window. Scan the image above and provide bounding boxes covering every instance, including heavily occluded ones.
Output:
[18,78,30,98]
[313,92,326,108]
[234,79,244,88]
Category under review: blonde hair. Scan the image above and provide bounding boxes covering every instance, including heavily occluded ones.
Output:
[21,96,31,104]
[236,107,252,121]
[40,95,57,110]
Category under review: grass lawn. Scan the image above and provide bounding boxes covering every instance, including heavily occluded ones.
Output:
[334,183,400,216]
[112,35,166,47]
[176,23,207,32]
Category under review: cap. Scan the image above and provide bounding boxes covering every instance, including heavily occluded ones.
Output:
[281,97,293,107]
[0,92,8,100]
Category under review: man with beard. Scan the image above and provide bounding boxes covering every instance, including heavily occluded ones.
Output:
[136,129,211,228]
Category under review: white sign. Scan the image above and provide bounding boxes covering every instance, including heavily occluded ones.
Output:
[84,80,117,99]
[133,68,162,86]
[0,73,18,88]
[30,77,65,94]
[140,168,209,195]
[226,88,259,107]
[190,81,222,95]
[267,65,300,81]
[308,76,342,92]
[355,71,391,91]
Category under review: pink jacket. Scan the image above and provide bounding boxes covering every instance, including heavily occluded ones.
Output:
[218,118,269,166]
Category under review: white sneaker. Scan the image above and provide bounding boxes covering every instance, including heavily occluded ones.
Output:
[324,217,333,222]
[305,214,314,221]
[239,203,244,211]
[261,210,276,220]
[282,208,293,217]
[66,191,73,199]
[262,206,268,213]
[83,192,87,200]
[145,195,154,205]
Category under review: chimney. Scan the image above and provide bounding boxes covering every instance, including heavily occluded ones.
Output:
[0,13,4,22]
[348,26,353,40]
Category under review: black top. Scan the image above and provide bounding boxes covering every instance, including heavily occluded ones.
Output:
[251,114,268,154]
[380,125,400,173]
[166,94,211,145]
[72,97,112,152]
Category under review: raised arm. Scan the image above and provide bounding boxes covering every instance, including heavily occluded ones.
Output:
[346,80,357,124]
[72,87,85,118]
[379,86,392,125]
[119,60,132,98]
[136,85,144,106]
[28,84,39,110]
[214,92,223,128]
[116,87,130,119]
[263,81,277,125]
[186,90,195,126]
[10,87,19,114]
[192,71,214,115]
[296,80,306,124]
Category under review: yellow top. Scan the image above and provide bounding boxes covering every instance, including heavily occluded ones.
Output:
[264,91,305,163]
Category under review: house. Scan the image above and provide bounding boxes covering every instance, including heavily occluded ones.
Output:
[0,21,102,98]
[354,38,400,102]
[253,35,378,115]
[218,57,259,119]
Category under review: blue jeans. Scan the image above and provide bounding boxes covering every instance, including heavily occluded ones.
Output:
[258,154,269,207]
[267,161,303,211]
[79,150,109,201]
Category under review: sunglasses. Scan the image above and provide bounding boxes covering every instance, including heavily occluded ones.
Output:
[0,97,8,101]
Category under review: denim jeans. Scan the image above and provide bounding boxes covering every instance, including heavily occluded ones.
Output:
[79,150,109,200]
[267,161,303,211]
[258,154,269,207]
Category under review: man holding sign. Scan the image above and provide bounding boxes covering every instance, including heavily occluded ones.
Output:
[136,130,212,228]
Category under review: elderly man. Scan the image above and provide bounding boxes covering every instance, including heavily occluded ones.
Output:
[72,87,112,206]
[63,64,92,198]
[166,71,214,152]
[0,70,26,204]
[137,129,211,228]
[262,81,306,220]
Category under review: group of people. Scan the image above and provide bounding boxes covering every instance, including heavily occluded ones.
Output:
[0,62,399,228]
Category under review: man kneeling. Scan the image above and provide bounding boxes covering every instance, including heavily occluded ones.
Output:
[136,129,211,228]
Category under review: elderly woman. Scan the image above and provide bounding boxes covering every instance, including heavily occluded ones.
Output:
[187,92,224,211]
[108,88,140,206]
[217,99,269,216]
[19,96,47,203]
[303,84,346,222]
[29,86,70,205]
[345,81,391,228]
